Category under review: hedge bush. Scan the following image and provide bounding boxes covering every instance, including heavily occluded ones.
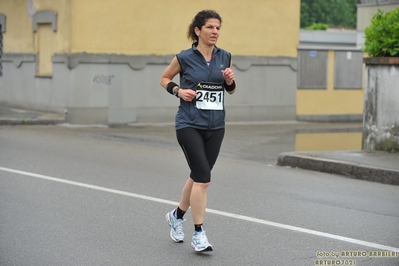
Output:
[364,8,399,57]
[306,23,329,31]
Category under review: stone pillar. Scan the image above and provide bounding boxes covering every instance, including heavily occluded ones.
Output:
[363,57,399,151]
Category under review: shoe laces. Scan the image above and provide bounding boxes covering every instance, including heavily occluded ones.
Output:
[174,218,184,234]
[194,230,208,243]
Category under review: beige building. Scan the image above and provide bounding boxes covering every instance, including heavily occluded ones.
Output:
[296,29,365,122]
[0,0,300,124]
[2,1,396,125]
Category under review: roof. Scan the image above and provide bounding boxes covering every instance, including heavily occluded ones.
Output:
[298,29,361,51]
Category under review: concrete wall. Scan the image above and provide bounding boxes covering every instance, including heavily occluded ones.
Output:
[358,1,399,151]
[363,59,399,151]
[0,53,297,124]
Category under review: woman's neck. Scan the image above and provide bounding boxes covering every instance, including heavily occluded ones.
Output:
[196,43,214,61]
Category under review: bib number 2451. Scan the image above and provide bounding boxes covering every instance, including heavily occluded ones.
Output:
[195,82,224,110]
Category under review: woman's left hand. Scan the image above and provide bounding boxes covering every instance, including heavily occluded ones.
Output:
[221,68,235,85]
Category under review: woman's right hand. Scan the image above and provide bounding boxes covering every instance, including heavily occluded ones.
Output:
[179,89,197,102]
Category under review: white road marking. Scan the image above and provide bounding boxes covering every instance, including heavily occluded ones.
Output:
[1,166,399,253]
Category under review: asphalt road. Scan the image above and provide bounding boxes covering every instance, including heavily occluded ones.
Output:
[0,124,398,266]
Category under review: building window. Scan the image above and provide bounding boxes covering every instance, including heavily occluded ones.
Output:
[298,50,328,89]
[35,24,54,77]
[32,10,57,77]
[334,51,363,89]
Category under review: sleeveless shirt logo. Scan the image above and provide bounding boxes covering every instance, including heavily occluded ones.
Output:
[199,83,224,90]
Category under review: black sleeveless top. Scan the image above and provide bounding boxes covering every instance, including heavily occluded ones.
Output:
[175,42,231,130]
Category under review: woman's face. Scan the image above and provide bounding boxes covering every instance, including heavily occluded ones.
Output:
[196,18,221,45]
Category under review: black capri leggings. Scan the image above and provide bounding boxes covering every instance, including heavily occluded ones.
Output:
[176,127,225,183]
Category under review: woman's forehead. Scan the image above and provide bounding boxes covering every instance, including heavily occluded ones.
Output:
[204,18,221,26]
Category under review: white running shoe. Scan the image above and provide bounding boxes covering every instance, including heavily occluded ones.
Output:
[191,229,213,252]
[166,209,185,243]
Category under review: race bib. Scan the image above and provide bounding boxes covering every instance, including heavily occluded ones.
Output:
[195,82,224,110]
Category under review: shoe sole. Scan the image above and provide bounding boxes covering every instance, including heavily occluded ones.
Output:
[191,243,213,252]
[166,213,184,243]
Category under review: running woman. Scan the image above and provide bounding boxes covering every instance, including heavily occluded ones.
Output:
[160,9,236,252]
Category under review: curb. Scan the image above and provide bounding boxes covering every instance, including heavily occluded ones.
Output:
[277,152,399,186]
[0,118,66,125]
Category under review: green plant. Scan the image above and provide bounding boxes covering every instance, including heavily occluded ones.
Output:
[300,0,357,28]
[306,23,329,31]
[364,8,399,57]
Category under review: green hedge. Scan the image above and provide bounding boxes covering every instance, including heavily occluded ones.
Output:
[306,23,329,31]
[364,8,399,57]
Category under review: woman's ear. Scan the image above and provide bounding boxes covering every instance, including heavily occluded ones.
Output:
[194,27,201,37]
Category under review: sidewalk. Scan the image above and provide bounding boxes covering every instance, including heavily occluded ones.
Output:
[278,150,399,186]
[0,106,65,125]
[1,105,398,186]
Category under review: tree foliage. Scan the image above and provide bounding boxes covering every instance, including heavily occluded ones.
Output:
[301,0,358,28]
